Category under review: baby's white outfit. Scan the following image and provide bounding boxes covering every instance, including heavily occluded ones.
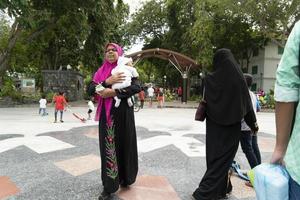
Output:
[111,56,139,107]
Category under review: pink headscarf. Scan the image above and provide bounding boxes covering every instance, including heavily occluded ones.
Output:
[93,43,123,125]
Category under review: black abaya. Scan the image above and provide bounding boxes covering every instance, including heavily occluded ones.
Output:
[89,78,140,194]
[193,49,257,200]
[99,99,138,193]
[193,117,241,200]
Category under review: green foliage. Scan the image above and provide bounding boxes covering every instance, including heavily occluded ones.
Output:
[1,0,130,91]
[228,0,300,47]
[0,16,9,50]
[188,94,201,102]
[125,0,167,44]
[258,90,275,109]
[0,78,23,101]
[45,91,55,102]
[164,89,175,101]
[0,78,16,97]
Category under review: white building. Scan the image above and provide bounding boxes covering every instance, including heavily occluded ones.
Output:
[242,42,283,92]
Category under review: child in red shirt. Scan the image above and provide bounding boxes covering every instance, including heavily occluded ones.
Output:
[53,91,68,123]
[138,89,145,109]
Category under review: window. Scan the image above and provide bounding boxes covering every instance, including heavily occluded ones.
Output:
[253,48,259,57]
[278,46,284,55]
[251,83,257,91]
[252,65,258,75]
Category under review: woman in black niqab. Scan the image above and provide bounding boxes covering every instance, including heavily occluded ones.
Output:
[193,49,257,200]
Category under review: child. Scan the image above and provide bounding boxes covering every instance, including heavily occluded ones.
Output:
[240,74,261,187]
[157,89,164,108]
[52,91,68,123]
[138,88,145,109]
[39,94,48,116]
[110,56,139,107]
[87,97,95,120]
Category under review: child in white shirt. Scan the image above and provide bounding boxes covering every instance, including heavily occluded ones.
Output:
[39,94,48,116]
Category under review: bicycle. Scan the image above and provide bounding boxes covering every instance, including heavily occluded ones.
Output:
[133,99,141,112]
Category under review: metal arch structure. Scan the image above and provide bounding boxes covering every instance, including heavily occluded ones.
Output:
[126,48,201,103]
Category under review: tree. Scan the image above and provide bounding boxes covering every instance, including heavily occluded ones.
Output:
[125,0,167,44]
[0,0,130,89]
[229,0,300,47]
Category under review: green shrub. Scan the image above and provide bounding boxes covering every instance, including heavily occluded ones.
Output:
[164,90,175,101]
[0,79,16,97]
[0,79,24,101]
[45,91,55,102]
[258,91,275,109]
[188,94,201,101]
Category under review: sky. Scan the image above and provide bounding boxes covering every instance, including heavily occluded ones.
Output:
[123,0,145,15]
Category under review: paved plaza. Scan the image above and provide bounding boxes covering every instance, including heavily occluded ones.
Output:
[0,103,276,200]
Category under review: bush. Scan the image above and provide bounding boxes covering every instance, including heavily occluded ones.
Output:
[0,79,24,101]
[188,94,201,101]
[45,91,55,102]
[258,90,275,109]
[164,89,175,101]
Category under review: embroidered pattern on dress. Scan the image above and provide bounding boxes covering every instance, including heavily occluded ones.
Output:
[105,123,118,179]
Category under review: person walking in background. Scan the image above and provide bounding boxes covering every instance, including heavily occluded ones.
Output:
[88,42,141,200]
[52,91,68,123]
[138,88,145,109]
[87,97,95,120]
[240,73,261,169]
[38,94,48,116]
[270,20,300,200]
[177,86,182,101]
[157,89,164,108]
[192,49,258,200]
[147,85,154,107]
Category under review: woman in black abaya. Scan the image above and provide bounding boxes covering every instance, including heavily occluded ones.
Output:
[193,49,258,200]
[89,43,140,200]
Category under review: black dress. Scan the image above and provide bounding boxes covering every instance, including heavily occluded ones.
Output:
[193,117,240,199]
[89,78,140,193]
[193,49,257,200]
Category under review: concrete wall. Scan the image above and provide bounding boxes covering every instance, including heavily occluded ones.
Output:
[242,42,282,92]
[42,70,84,101]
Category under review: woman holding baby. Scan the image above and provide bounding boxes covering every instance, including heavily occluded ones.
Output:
[88,43,141,200]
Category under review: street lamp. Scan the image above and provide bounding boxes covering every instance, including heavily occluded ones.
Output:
[163,75,167,92]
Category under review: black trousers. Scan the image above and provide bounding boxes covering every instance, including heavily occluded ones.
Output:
[240,131,261,168]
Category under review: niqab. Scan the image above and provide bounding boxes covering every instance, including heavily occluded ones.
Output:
[205,48,252,125]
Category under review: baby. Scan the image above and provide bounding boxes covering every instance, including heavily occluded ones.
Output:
[97,56,138,107]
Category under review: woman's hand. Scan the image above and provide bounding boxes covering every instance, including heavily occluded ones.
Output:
[105,72,125,85]
[96,88,116,98]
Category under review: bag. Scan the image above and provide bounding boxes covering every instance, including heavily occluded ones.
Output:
[195,100,207,121]
[248,163,289,200]
[195,87,206,121]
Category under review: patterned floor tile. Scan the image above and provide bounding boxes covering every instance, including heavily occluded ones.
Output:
[54,154,101,176]
[0,176,20,199]
[231,175,255,199]
[84,127,98,139]
[117,175,180,200]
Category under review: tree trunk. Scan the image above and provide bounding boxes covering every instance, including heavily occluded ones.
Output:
[0,21,22,76]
